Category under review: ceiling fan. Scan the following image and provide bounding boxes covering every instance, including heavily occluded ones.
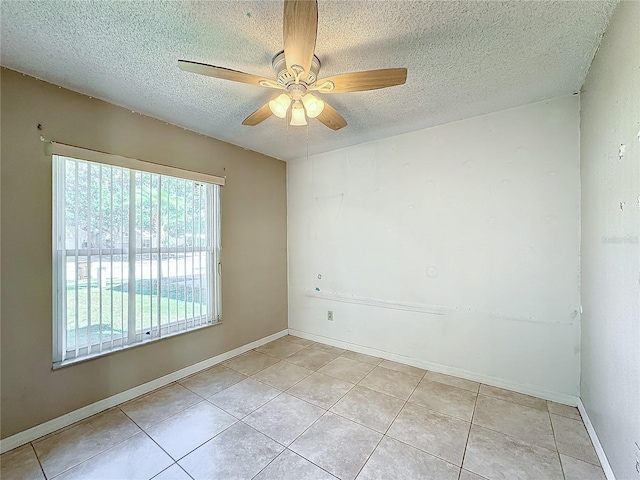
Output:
[178,0,407,131]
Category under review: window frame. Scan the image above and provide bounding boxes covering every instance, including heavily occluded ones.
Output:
[51,143,224,368]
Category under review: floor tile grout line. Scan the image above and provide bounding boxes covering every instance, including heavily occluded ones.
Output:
[476,389,547,410]
[402,393,474,423]
[285,379,357,416]
[477,388,549,411]
[370,362,426,379]
[353,374,418,401]
[238,414,308,450]
[458,386,480,480]
[239,419,339,479]
[177,362,244,385]
[547,412,603,467]
[248,448,287,480]
[120,394,202,431]
[285,408,335,452]
[253,343,312,361]
[422,376,482,395]
[177,463,196,480]
[277,382,333,413]
[549,411,583,421]
[252,363,318,391]
[283,449,341,479]
[548,406,568,480]
[137,408,240,467]
[29,442,49,480]
[352,368,426,480]
[353,434,385,480]
[178,365,248,396]
[280,353,343,371]
[249,447,339,480]
[41,420,153,479]
[208,388,287,422]
[240,419,339,480]
[33,408,143,480]
[340,350,385,366]
[289,408,374,480]
[378,359,428,379]
[460,468,492,480]
[317,363,377,384]
[124,386,223,434]
[383,367,426,437]
[180,377,246,398]
[222,359,282,378]
[29,405,127,446]
[468,423,561,456]
[151,463,194,480]
[354,367,423,402]
[160,417,240,466]
[326,409,388,436]
[120,380,184,407]
[286,336,317,348]
[546,401,583,421]
[383,435,466,472]
[138,430,182,474]
[558,452,606,468]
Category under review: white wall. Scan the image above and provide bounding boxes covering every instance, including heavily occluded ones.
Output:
[288,96,581,402]
[580,1,640,478]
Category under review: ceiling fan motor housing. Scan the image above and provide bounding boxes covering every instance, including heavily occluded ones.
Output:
[272,50,321,88]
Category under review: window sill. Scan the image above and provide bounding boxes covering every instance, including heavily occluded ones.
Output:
[52,320,222,370]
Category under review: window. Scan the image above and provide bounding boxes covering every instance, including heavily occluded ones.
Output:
[52,144,223,366]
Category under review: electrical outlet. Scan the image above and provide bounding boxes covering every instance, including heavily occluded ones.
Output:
[327,310,334,321]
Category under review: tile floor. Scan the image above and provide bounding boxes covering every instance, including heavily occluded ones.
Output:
[1,335,606,480]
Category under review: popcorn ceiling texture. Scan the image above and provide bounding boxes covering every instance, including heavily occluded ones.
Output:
[0,0,617,161]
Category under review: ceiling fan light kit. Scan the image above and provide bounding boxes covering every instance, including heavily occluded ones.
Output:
[302,93,324,118]
[290,101,308,126]
[178,0,407,131]
[269,93,292,119]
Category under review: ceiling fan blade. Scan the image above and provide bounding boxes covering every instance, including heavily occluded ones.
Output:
[283,0,318,76]
[316,102,347,130]
[315,68,407,93]
[242,103,273,126]
[178,60,268,87]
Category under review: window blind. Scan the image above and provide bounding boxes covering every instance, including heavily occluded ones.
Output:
[52,148,222,366]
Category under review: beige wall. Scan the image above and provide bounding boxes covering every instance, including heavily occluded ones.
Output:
[0,68,288,438]
[580,2,640,478]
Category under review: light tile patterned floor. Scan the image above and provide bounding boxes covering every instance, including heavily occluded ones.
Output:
[1,335,606,480]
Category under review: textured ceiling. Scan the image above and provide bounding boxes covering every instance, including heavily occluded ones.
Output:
[1,0,617,161]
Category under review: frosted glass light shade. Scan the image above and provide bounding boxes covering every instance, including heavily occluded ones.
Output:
[302,94,325,118]
[290,101,307,126]
[269,94,291,118]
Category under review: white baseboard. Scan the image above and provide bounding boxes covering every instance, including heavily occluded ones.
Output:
[0,329,288,454]
[577,399,617,480]
[288,328,580,406]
